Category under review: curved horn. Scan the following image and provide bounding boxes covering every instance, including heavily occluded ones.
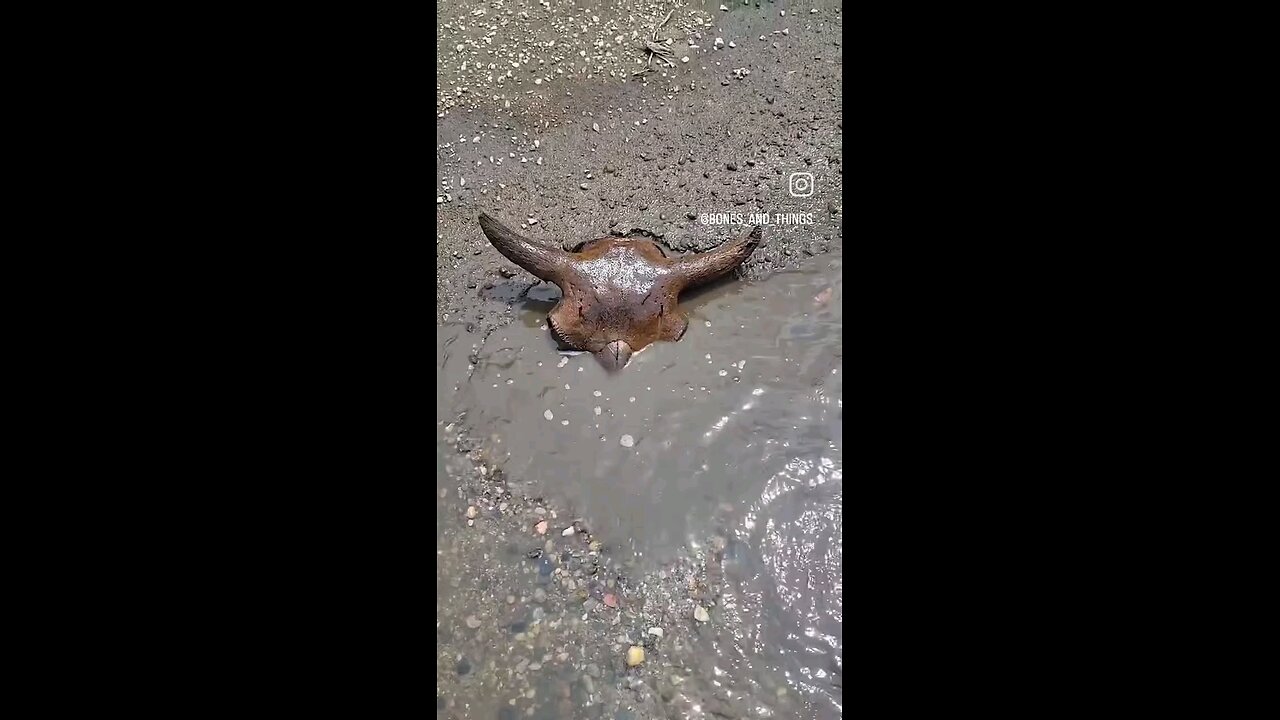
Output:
[478,213,570,283]
[671,225,762,290]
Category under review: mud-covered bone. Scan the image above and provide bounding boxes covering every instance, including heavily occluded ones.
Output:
[477,213,762,370]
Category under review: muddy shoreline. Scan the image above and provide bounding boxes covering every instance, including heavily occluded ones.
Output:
[437,0,842,338]
[438,3,842,718]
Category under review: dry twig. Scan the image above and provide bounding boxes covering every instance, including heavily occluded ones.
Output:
[633,8,678,76]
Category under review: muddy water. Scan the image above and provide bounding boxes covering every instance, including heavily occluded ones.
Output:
[439,248,842,717]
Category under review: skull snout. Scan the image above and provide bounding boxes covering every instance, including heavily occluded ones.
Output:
[596,340,633,371]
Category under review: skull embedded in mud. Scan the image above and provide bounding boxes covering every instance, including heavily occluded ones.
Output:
[478,213,762,370]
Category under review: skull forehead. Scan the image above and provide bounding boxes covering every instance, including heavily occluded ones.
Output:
[573,235,667,255]
[583,296,658,323]
[573,255,665,295]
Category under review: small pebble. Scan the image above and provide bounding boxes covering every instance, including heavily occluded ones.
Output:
[648,627,664,638]
[466,506,478,519]
[562,526,576,537]
[544,409,554,420]
[466,615,481,629]
[535,520,548,534]
[620,434,635,448]
[533,588,547,603]
[603,593,618,608]
[580,183,590,190]
[694,606,710,622]
[626,646,645,667]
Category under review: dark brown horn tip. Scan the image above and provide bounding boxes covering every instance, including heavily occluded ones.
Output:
[478,213,515,237]
[749,225,763,240]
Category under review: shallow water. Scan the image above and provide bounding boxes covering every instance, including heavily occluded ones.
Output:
[439,249,842,717]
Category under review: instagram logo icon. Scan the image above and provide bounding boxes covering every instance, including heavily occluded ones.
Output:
[788,172,814,197]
